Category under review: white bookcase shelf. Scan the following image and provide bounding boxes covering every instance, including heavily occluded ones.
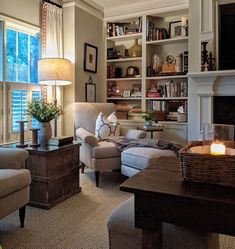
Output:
[107,57,142,63]
[107,33,142,42]
[146,36,188,45]
[105,10,189,144]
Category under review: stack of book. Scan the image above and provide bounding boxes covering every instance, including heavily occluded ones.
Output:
[147,88,161,97]
[47,136,73,146]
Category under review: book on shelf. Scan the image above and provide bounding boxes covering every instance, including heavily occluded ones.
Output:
[148,80,187,98]
[146,20,168,41]
[47,136,73,146]
[107,19,142,37]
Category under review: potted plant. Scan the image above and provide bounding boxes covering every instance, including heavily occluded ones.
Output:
[27,100,63,145]
[140,111,157,127]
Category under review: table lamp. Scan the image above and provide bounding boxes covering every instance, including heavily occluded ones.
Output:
[38,58,72,136]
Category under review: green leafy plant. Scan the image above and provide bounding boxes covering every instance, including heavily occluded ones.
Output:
[140,111,157,122]
[27,100,63,122]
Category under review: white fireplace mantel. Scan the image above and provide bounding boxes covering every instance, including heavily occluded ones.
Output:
[188,70,235,141]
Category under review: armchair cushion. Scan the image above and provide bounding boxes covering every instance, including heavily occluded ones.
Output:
[0,169,31,198]
[120,127,146,139]
[76,128,98,147]
[0,148,29,169]
[92,141,121,159]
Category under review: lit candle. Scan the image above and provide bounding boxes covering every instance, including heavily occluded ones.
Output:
[210,143,226,155]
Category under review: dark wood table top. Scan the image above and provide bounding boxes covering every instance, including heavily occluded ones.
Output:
[120,156,235,236]
[3,141,81,154]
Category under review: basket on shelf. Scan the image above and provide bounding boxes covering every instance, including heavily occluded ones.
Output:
[179,140,235,187]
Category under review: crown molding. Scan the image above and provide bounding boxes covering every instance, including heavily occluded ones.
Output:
[103,0,188,21]
[63,0,103,19]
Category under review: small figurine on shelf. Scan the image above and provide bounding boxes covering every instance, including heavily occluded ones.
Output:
[107,81,117,97]
[152,53,161,76]
[201,41,208,71]
[206,51,216,71]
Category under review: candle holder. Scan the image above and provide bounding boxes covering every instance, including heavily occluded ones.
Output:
[203,123,234,155]
[179,123,235,187]
[30,128,40,147]
[16,121,28,148]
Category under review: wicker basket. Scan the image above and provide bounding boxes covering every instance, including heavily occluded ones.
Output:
[179,140,235,187]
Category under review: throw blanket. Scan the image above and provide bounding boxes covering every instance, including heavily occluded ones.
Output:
[108,137,182,156]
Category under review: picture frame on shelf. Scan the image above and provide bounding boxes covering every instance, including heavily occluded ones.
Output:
[85,83,96,102]
[84,43,98,73]
[123,90,131,98]
[169,21,182,38]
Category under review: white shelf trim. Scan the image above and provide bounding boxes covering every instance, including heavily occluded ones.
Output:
[146,97,188,100]
[146,75,187,80]
[107,33,142,41]
[146,36,188,45]
[107,57,142,63]
[107,97,142,100]
[107,77,142,81]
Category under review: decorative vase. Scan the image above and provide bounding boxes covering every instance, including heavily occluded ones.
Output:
[38,122,52,145]
[129,39,142,58]
[144,120,153,127]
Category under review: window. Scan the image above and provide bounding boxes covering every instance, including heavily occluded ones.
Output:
[0,18,42,143]
[0,21,3,81]
[6,28,40,83]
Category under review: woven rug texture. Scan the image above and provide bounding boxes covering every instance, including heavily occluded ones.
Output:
[0,170,235,249]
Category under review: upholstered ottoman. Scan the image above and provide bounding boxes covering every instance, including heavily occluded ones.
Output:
[108,197,219,249]
[121,147,176,177]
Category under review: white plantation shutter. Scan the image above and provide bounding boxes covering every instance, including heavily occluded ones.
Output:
[0,82,3,143]
[8,84,42,142]
[31,90,41,129]
[11,89,28,133]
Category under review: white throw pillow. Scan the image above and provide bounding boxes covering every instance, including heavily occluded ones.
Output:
[95,112,120,141]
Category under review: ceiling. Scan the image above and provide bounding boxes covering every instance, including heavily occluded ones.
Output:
[91,0,153,9]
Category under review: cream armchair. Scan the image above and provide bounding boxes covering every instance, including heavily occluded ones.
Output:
[74,102,146,187]
[0,148,31,227]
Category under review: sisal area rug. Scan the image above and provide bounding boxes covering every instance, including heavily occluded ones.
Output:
[0,170,235,249]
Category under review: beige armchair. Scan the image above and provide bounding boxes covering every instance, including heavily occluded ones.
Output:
[74,102,146,187]
[0,148,31,227]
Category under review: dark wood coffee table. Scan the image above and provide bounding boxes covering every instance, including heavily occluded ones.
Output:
[120,156,235,249]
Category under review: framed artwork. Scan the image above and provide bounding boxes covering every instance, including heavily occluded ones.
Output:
[169,21,182,38]
[123,89,131,98]
[84,43,98,73]
[85,83,96,102]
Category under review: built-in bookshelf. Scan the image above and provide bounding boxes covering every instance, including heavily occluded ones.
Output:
[105,8,189,133]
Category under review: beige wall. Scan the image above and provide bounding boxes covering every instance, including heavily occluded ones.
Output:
[63,5,76,136]
[0,0,41,26]
[74,7,104,102]
[63,5,104,136]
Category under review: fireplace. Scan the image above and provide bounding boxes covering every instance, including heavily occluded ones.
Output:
[188,71,235,142]
[214,96,235,140]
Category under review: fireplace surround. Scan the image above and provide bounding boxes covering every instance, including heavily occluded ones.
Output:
[188,70,235,141]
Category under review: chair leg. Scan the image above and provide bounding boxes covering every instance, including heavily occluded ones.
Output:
[95,171,100,187]
[81,162,85,173]
[19,205,26,228]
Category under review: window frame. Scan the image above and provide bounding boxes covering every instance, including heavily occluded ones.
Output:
[0,16,42,144]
